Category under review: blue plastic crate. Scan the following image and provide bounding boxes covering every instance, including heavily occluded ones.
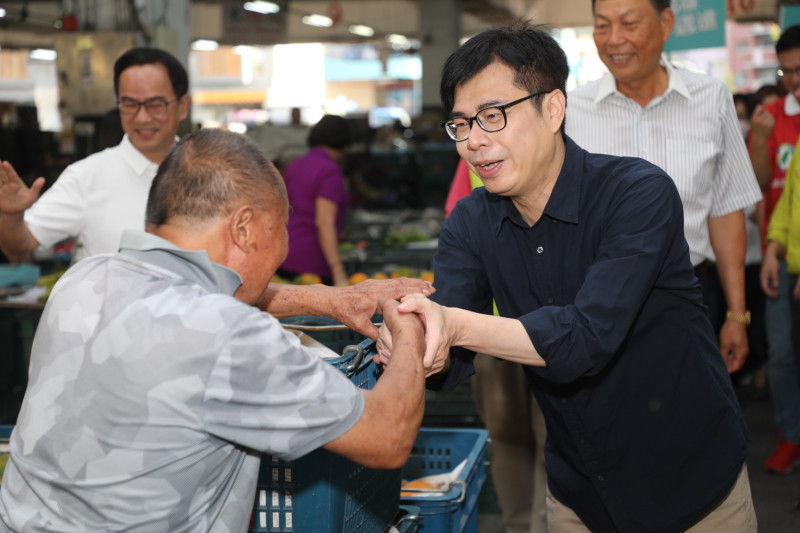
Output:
[279,316,368,357]
[394,505,423,532]
[250,333,401,533]
[280,316,382,389]
[400,428,489,533]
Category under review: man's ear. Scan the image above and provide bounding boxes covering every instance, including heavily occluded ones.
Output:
[545,90,566,133]
[177,94,190,122]
[660,8,675,43]
[230,205,255,252]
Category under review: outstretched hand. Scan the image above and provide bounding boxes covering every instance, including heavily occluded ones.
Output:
[0,161,45,214]
[375,293,454,377]
[395,293,452,376]
[327,278,434,339]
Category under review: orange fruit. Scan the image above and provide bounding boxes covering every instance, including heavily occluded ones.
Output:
[372,271,389,280]
[348,272,370,285]
[294,273,322,285]
[391,267,415,279]
[400,480,436,497]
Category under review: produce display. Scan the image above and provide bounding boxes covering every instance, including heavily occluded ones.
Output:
[0,451,7,484]
[35,269,67,303]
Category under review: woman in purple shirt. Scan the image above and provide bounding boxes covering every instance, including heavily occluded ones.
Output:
[279,115,351,285]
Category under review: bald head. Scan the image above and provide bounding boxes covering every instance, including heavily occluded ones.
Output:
[145,128,289,304]
[146,128,286,230]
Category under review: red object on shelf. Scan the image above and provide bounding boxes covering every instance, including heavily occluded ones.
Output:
[61,15,78,31]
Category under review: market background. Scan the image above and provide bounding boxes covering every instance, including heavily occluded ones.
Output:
[2,1,800,531]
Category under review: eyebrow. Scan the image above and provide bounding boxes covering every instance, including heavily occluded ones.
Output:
[119,96,169,102]
[449,98,507,119]
[594,8,637,21]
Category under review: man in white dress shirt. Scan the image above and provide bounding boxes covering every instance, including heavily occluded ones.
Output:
[0,47,189,263]
[567,0,762,373]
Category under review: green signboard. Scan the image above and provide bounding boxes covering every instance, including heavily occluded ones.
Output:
[781,5,800,29]
[665,0,726,52]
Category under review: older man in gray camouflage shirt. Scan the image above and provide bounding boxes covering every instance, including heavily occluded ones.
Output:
[0,129,427,532]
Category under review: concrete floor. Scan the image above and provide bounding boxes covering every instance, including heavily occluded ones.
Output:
[476,383,800,533]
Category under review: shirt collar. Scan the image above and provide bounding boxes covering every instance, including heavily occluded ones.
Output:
[118,134,173,176]
[488,136,583,235]
[593,55,690,103]
[119,229,242,296]
[785,93,800,116]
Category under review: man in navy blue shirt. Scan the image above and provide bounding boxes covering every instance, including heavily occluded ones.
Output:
[378,23,755,532]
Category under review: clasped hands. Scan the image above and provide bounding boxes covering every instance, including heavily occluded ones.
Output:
[376,293,452,377]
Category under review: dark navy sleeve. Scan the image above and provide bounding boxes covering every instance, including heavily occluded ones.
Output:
[427,200,494,392]
[519,171,691,384]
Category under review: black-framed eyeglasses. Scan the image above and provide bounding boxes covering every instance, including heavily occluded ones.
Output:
[778,65,800,79]
[117,97,178,116]
[441,91,547,142]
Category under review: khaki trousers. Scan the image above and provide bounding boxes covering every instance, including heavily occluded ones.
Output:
[545,464,757,533]
[473,354,548,533]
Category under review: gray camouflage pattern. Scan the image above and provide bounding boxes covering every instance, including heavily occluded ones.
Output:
[0,233,363,532]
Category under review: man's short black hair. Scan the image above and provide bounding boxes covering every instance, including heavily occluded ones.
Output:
[777,25,800,55]
[113,48,189,98]
[307,115,352,150]
[439,22,569,135]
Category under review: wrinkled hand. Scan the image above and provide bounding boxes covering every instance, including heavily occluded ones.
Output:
[760,253,780,299]
[375,297,425,363]
[749,105,775,141]
[376,320,394,363]
[719,322,749,374]
[394,293,452,377]
[0,161,45,214]
[328,278,434,340]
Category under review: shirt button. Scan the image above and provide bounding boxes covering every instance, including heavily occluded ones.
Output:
[537,246,544,253]
[547,297,554,304]
[561,398,567,404]
[580,438,585,444]
[598,475,605,482]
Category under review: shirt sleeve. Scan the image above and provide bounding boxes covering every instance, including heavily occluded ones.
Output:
[709,87,762,218]
[202,309,364,461]
[767,150,795,247]
[521,173,691,384]
[428,204,494,391]
[24,164,89,249]
[315,160,347,204]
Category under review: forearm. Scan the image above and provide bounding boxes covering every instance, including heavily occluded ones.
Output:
[257,282,337,317]
[708,211,747,313]
[765,239,785,259]
[317,223,346,283]
[749,135,772,191]
[0,211,38,260]
[324,320,425,469]
[447,307,545,366]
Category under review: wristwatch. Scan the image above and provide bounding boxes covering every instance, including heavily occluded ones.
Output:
[725,310,751,325]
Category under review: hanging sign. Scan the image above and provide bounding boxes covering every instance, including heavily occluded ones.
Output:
[665,0,725,52]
